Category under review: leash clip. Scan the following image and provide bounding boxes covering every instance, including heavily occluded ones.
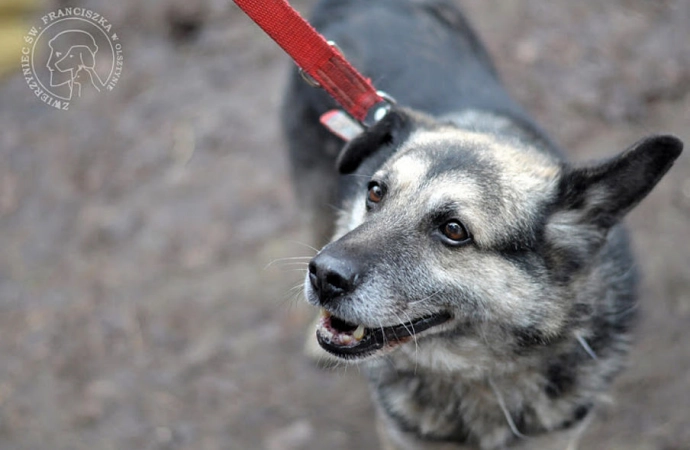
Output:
[320,91,396,141]
[299,68,320,88]
[299,40,343,88]
[361,90,396,128]
[299,39,395,130]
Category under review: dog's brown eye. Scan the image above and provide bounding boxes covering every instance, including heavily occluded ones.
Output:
[367,182,385,205]
[441,220,470,244]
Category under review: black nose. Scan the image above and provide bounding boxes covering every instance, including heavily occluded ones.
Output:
[308,252,360,305]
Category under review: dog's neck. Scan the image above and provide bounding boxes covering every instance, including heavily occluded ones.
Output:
[363,330,600,448]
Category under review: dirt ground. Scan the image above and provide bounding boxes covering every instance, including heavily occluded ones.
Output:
[0,0,689,449]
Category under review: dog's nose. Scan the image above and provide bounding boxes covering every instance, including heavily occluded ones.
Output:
[308,252,359,304]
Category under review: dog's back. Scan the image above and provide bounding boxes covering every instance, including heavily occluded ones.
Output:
[293,0,514,117]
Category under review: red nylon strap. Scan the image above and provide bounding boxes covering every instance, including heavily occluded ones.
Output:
[233,0,384,123]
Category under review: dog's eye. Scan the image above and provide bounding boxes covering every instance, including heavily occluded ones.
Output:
[440,220,470,245]
[366,181,385,207]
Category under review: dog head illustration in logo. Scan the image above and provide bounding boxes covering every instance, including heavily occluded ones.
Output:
[46,30,105,100]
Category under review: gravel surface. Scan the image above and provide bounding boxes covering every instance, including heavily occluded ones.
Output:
[0,1,688,449]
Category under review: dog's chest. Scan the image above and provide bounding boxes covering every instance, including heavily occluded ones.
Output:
[367,358,579,449]
[371,371,508,446]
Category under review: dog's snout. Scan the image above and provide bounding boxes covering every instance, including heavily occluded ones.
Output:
[308,253,359,304]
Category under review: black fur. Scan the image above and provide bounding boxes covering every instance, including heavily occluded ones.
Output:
[336,108,415,174]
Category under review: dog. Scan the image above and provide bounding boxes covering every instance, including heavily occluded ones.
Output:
[281,1,683,448]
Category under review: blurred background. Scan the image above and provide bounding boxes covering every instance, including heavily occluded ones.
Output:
[0,0,689,449]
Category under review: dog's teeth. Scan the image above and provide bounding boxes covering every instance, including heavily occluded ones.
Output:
[353,324,365,340]
[340,334,353,345]
[320,308,331,319]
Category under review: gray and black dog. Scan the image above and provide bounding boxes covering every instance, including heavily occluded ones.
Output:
[282,1,683,449]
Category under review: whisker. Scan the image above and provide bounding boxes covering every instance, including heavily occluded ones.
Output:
[287,240,320,254]
[575,333,598,360]
[263,256,313,270]
[339,359,350,376]
[393,311,413,340]
[288,283,305,293]
[326,203,348,215]
[399,310,419,374]
[343,173,375,180]
[489,377,528,440]
[408,290,441,305]
[378,319,388,348]
[279,283,306,308]
[272,262,310,268]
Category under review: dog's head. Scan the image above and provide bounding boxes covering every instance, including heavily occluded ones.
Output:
[305,108,682,366]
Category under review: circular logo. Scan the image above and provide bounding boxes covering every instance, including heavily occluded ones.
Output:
[20,7,124,110]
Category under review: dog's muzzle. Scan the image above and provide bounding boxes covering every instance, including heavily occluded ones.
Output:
[306,245,452,360]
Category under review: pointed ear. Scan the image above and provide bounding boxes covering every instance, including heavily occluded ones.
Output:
[336,108,413,174]
[557,134,683,229]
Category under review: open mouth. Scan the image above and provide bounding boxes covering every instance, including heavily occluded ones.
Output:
[316,309,452,359]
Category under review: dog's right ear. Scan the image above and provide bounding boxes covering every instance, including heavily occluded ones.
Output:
[545,135,682,280]
[555,134,683,230]
[336,108,412,174]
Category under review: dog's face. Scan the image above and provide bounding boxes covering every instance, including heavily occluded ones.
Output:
[305,109,682,365]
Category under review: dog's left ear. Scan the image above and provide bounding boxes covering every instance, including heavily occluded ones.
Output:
[336,108,412,174]
[556,134,683,229]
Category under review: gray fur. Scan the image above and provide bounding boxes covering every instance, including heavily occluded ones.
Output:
[282,1,683,448]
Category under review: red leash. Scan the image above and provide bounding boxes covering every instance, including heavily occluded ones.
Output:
[233,0,391,127]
